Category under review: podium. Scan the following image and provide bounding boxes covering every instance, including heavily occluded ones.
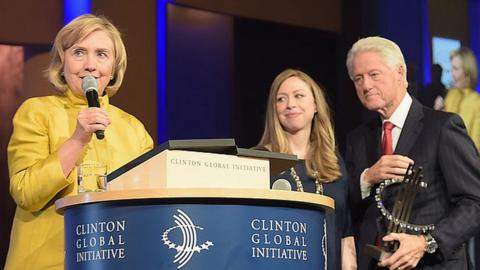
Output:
[56,188,334,270]
[56,139,334,269]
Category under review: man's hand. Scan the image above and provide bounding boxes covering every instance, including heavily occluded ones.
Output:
[364,155,413,185]
[378,233,426,270]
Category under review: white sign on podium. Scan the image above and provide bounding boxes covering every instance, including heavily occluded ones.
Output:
[107,139,297,191]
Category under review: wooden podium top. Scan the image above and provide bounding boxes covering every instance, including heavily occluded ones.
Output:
[55,188,334,213]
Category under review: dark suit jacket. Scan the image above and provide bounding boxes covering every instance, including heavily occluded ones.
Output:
[346,99,480,270]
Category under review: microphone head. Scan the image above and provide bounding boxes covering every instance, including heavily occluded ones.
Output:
[272,178,292,191]
[82,75,98,93]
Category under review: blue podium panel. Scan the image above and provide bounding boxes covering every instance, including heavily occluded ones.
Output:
[65,201,326,270]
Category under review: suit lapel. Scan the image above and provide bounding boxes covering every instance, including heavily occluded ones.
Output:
[395,99,424,155]
[365,119,382,165]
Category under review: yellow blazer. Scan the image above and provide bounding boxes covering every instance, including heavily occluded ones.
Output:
[5,90,153,270]
[444,88,480,151]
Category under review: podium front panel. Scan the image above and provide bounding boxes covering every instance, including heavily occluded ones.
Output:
[64,200,327,270]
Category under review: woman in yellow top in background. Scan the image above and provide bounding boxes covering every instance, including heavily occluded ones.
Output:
[4,14,153,269]
[444,47,480,150]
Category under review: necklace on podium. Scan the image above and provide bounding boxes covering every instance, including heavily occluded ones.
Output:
[290,166,323,195]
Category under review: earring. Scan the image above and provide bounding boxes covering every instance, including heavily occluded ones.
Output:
[61,72,65,77]
[110,75,114,80]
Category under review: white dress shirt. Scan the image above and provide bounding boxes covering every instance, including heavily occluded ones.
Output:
[360,93,413,199]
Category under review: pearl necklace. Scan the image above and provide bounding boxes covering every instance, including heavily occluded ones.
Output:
[290,166,323,195]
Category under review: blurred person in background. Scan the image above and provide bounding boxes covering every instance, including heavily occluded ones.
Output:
[444,46,480,151]
[418,64,446,109]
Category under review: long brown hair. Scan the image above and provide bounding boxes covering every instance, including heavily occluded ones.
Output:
[257,69,341,182]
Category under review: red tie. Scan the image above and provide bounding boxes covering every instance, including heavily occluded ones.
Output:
[382,121,395,155]
[375,121,395,247]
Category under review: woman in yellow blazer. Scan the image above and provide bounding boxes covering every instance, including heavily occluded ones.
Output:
[4,14,153,269]
[444,47,480,151]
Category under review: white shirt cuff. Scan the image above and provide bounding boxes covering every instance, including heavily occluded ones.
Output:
[360,168,372,199]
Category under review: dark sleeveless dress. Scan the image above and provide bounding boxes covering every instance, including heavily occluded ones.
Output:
[271,158,352,270]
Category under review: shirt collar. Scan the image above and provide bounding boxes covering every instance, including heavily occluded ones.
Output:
[63,88,109,108]
[383,93,412,129]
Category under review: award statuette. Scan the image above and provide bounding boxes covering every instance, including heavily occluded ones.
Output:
[364,164,435,261]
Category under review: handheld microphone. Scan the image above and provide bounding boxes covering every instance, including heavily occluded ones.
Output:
[272,179,292,191]
[81,75,104,140]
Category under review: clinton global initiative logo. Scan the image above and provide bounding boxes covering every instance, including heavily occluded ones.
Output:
[162,209,214,269]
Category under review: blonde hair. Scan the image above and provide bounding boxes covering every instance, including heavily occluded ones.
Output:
[257,69,341,182]
[346,36,408,88]
[450,47,478,89]
[47,14,127,96]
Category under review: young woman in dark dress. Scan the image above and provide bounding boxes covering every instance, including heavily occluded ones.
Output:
[255,69,357,270]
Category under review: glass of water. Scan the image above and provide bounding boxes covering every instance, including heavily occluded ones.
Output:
[77,163,107,193]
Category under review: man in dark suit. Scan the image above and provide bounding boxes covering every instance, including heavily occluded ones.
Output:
[345,36,480,270]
